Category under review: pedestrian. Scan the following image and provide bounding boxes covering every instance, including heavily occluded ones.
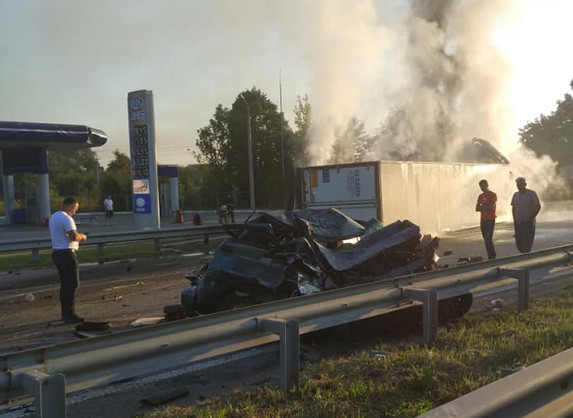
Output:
[475,179,497,259]
[511,177,541,253]
[218,205,228,224]
[49,197,87,324]
[226,194,235,223]
[103,195,114,226]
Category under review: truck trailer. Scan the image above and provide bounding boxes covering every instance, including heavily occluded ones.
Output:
[300,161,512,233]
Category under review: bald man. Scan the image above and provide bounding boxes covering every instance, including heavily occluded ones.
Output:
[511,177,541,253]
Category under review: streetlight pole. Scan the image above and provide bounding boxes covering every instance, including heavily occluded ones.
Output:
[241,94,255,210]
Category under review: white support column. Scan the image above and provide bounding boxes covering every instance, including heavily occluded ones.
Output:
[2,174,15,224]
[37,173,51,221]
[169,176,179,213]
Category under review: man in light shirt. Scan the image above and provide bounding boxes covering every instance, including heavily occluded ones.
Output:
[103,195,114,227]
[49,197,88,323]
[511,177,541,253]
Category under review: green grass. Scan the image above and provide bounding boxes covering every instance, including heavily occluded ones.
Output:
[0,241,203,271]
[147,288,573,418]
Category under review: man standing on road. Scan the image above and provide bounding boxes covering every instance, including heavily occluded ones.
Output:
[511,177,541,253]
[49,197,87,324]
[103,195,114,227]
[475,179,497,259]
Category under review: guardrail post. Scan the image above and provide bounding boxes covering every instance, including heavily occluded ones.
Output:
[31,248,39,261]
[260,318,300,391]
[154,238,161,252]
[403,288,438,345]
[499,268,530,311]
[97,243,105,255]
[15,371,66,418]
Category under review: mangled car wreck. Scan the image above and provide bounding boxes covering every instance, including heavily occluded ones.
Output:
[181,208,441,316]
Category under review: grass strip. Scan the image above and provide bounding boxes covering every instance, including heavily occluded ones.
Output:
[148,287,573,418]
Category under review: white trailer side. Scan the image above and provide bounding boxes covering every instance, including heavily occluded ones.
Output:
[301,161,512,233]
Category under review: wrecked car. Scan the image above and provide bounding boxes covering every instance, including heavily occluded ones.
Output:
[181,208,441,316]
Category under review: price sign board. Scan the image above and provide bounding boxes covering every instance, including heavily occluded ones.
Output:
[128,90,159,225]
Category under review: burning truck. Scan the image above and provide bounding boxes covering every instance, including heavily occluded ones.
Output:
[181,208,441,316]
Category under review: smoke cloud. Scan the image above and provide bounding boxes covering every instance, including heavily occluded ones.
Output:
[299,0,567,201]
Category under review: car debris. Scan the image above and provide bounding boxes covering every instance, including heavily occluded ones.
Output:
[181,208,441,317]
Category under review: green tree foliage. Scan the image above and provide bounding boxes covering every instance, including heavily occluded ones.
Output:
[519,79,573,165]
[100,150,132,211]
[194,104,232,192]
[48,148,101,210]
[177,163,215,209]
[195,88,306,208]
[329,117,375,164]
[292,95,312,167]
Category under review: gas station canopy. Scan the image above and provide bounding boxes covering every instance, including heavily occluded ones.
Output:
[0,121,108,224]
[0,121,107,150]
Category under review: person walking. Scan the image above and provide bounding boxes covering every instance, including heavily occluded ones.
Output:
[475,179,497,259]
[226,194,235,223]
[49,197,87,324]
[103,195,114,226]
[511,177,541,253]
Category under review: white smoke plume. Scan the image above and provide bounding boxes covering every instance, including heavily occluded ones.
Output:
[298,0,567,201]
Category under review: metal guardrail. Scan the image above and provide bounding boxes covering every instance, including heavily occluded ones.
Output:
[420,347,573,418]
[1,244,573,417]
[0,225,227,256]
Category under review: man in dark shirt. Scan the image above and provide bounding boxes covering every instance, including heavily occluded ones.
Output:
[475,179,497,259]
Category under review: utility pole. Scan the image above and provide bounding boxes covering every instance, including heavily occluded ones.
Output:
[241,94,255,210]
[279,70,285,180]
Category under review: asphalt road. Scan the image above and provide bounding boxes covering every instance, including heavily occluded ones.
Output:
[0,202,572,417]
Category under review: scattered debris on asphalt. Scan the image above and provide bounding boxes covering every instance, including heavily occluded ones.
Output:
[131,317,165,327]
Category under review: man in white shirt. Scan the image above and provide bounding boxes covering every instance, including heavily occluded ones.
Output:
[103,195,114,227]
[49,197,88,323]
[511,177,541,253]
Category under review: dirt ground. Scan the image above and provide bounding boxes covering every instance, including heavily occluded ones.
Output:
[0,254,205,354]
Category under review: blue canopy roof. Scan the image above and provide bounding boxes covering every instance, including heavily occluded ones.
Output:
[0,121,107,150]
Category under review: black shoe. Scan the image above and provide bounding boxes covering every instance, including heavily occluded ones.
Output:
[63,314,85,324]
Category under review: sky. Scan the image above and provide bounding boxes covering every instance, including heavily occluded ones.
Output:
[1,0,572,169]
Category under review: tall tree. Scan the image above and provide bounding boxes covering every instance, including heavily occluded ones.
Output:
[48,148,101,210]
[292,94,312,167]
[100,150,132,211]
[519,79,573,166]
[195,88,305,208]
[329,117,375,164]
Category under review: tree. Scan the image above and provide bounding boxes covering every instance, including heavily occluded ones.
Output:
[292,94,312,167]
[48,148,101,210]
[100,150,132,211]
[519,80,573,166]
[329,117,375,164]
[177,163,214,209]
[195,88,306,208]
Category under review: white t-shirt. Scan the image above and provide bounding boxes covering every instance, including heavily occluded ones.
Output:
[104,198,113,211]
[49,211,79,250]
